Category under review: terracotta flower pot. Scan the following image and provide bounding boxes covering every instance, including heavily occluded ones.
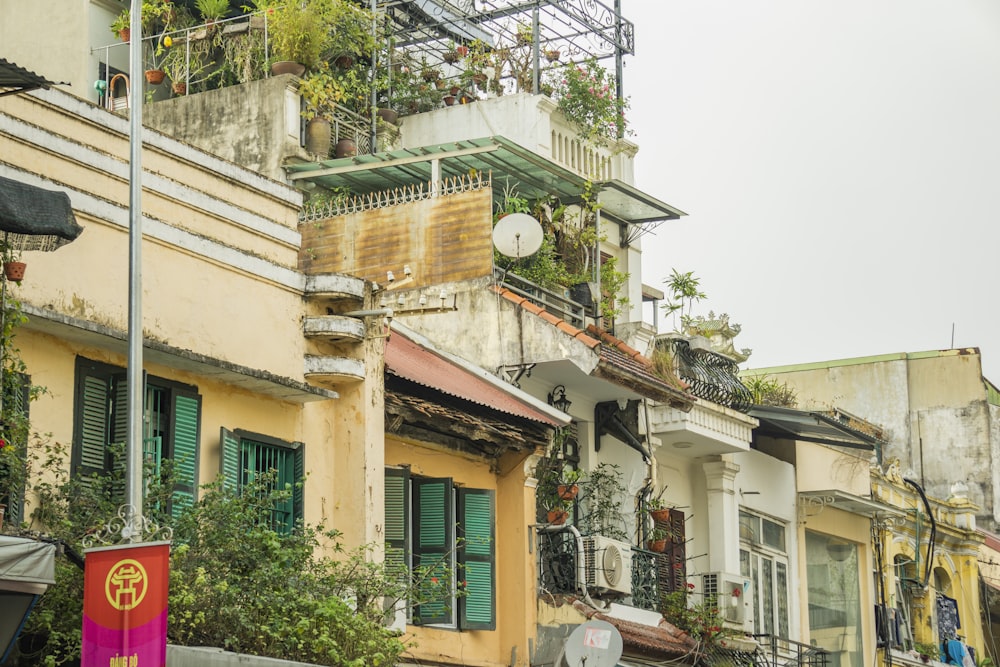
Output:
[647,539,668,553]
[118,28,131,43]
[376,108,399,125]
[650,508,671,523]
[270,61,306,77]
[443,95,456,106]
[3,261,26,282]
[145,69,166,85]
[171,82,187,96]
[304,118,332,157]
[557,484,578,501]
[335,138,357,159]
[546,508,569,525]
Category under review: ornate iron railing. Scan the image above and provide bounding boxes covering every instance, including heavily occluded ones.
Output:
[663,337,753,413]
[630,547,661,611]
[537,528,579,595]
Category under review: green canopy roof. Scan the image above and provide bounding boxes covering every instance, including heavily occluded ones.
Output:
[285,136,686,231]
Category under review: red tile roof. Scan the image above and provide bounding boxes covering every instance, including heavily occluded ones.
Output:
[386,327,564,427]
[571,599,699,661]
[494,287,694,408]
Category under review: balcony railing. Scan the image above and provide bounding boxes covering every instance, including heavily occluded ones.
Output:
[495,268,586,329]
[660,337,753,412]
[750,635,831,667]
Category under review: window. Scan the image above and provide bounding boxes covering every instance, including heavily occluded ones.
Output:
[384,467,496,630]
[739,510,790,637]
[72,357,201,516]
[806,531,863,667]
[220,428,303,534]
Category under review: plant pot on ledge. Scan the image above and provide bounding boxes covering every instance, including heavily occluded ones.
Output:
[334,138,357,159]
[270,61,306,77]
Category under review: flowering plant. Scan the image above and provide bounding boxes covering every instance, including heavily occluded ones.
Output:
[552,57,629,143]
[661,584,727,644]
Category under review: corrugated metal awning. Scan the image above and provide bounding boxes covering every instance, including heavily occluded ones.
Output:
[285,136,686,225]
[386,325,568,428]
[750,405,881,450]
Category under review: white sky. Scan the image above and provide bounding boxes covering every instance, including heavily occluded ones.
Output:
[625,1,1000,380]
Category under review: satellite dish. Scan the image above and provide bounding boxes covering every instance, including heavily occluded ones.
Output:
[562,620,623,667]
[492,213,543,259]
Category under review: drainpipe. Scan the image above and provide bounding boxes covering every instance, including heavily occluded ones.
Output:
[903,477,937,588]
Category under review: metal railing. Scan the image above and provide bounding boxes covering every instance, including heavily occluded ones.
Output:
[661,337,753,412]
[750,635,831,667]
[495,267,586,329]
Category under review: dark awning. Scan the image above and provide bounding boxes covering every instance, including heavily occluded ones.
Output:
[0,58,56,98]
[0,175,83,251]
[749,405,881,450]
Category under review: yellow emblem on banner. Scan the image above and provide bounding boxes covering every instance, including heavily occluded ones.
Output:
[105,559,148,611]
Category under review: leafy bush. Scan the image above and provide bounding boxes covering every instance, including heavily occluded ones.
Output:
[10,442,407,667]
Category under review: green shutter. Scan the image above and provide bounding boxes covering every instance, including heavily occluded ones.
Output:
[412,477,454,626]
[458,488,496,630]
[292,442,304,525]
[384,467,410,619]
[170,392,201,517]
[74,366,112,482]
[220,427,240,493]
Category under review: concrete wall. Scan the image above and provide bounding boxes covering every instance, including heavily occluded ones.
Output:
[145,74,309,183]
[755,350,1000,531]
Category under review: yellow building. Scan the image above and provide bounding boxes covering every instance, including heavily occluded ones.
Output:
[872,462,984,667]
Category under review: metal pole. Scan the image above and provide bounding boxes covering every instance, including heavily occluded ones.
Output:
[126,0,145,542]
[531,5,540,94]
[369,0,377,152]
[614,0,624,139]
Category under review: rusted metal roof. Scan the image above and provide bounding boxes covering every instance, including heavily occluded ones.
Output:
[386,327,566,427]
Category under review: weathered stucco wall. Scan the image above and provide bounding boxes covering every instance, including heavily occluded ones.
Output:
[145,74,309,182]
[755,350,999,531]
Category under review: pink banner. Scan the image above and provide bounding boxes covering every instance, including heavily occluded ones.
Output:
[82,542,170,667]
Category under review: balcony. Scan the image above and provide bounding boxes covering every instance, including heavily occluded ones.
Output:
[656,335,754,412]
[649,397,756,459]
[536,526,682,614]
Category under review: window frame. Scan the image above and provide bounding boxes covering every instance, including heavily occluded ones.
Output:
[739,509,790,637]
[384,466,496,631]
[72,356,202,517]
[220,427,304,533]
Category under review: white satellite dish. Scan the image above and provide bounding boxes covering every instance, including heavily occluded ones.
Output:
[562,619,623,667]
[492,213,543,259]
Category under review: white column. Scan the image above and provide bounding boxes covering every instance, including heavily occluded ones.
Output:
[703,458,741,574]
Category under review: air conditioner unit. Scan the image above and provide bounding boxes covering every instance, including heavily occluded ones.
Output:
[696,572,754,633]
[582,535,633,595]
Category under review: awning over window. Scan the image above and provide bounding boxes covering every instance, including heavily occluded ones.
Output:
[749,405,882,450]
[0,175,83,252]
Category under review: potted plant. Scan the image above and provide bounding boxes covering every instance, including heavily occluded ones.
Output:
[161,37,215,96]
[111,10,131,42]
[552,56,630,143]
[914,643,941,664]
[195,0,230,24]
[298,66,345,156]
[646,527,668,553]
[546,498,569,525]
[579,462,627,540]
[267,0,330,74]
[557,467,582,501]
[1,243,24,283]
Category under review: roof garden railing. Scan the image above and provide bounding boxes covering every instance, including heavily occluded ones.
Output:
[495,267,585,329]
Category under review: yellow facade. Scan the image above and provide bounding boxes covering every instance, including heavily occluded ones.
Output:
[872,465,984,663]
[385,436,538,667]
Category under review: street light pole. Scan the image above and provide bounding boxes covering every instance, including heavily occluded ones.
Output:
[125,0,145,543]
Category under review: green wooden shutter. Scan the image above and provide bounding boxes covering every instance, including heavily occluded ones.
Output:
[170,392,201,517]
[458,487,496,630]
[4,375,29,524]
[220,427,240,493]
[384,467,410,621]
[412,477,454,626]
[109,375,129,502]
[292,442,304,525]
[74,364,113,482]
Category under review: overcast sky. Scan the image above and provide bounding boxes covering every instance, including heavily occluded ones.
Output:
[624,1,1000,381]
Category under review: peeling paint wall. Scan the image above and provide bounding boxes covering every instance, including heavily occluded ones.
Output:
[758,351,1000,531]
